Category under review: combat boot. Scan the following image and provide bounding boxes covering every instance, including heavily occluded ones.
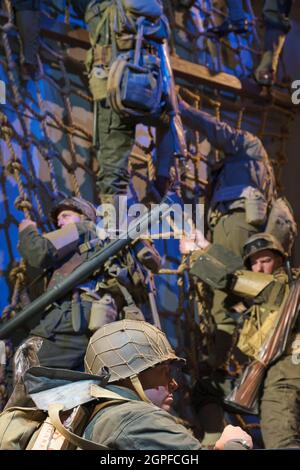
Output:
[254,29,287,86]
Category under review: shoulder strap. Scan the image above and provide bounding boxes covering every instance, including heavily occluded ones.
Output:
[48,403,109,450]
[90,5,114,47]
[89,398,128,422]
[48,385,133,450]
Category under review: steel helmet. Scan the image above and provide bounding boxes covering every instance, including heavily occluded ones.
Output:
[84,319,184,383]
[243,232,286,266]
[50,197,97,225]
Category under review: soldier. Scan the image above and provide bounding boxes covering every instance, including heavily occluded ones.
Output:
[207,0,293,86]
[208,0,250,36]
[12,1,175,205]
[15,196,161,378]
[15,196,106,376]
[12,0,41,80]
[179,101,277,259]
[179,101,277,401]
[255,0,293,86]
[188,231,300,448]
[83,319,253,450]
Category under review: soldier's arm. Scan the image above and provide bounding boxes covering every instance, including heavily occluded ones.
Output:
[189,243,274,299]
[179,100,268,160]
[18,222,81,269]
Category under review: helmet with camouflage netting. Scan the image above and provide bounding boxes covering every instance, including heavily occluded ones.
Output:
[84,319,184,384]
[50,196,97,225]
[243,232,286,266]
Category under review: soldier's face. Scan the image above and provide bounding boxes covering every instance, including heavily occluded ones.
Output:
[57,210,83,228]
[249,249,283,274]
[141,363,178,412]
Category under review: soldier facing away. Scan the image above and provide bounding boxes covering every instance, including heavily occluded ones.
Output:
[12,0,177,206]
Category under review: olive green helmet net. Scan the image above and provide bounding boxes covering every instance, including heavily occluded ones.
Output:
[85,319,184,401]
[50,196,97,225]
[243,232,286,264]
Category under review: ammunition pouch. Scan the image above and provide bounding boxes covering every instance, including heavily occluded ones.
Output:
[232,271,274,299]
[132,238,161,273]
[122,304,145,321]
[244,188,268,226]
[237,306,281,359]
[44,224,80,262]
[265,197,297,256]
[88,293,118,332]
[237,277,290,359]
[190,244,244,290]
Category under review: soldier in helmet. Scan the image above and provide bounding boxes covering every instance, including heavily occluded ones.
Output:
[15,196,161,378]
[15,196,106,376]
[187,230,300,448]
[83,318,253,450]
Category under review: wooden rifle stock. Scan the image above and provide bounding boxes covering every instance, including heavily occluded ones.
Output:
[224,360,266,414]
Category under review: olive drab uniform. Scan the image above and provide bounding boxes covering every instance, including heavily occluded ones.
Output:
[16,219,104,372]
[12,0,176,199]
[190,245,300,449]
[84,0,173,198]
[255,0,293,86]
[83,318,201,450]
[82,319,250,450]
[15,215,161,375]
[179,103,277,340]
[83,383,202,450]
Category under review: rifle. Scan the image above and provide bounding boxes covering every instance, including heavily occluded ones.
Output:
[157,41,188,187]
[146,272,161,329]
[225,277,300,414]
[0,197,173,339]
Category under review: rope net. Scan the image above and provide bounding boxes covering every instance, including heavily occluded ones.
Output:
[0,0,296,444]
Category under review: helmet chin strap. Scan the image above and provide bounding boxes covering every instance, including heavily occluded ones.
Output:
[130,375,152,403]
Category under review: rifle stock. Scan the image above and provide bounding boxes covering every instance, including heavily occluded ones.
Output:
[224,360,266,414]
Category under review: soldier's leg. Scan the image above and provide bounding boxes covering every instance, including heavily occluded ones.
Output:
[96,99,135,196]
[155,124,175,198]
[260,353,300,448]
[13,1,41,79]
[255,0,292,86]
[211,211,259,339]
[208,0,249,36]
[199,212,260,445]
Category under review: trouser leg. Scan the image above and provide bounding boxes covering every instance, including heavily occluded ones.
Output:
[197,212,260,444]
[95,99,135,196]
[260,354,300,448]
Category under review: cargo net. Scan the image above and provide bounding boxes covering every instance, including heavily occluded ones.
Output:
[0,0,295,444]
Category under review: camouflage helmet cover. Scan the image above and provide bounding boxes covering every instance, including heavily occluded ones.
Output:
[243,232,286,264]
[84,319,185,383]
[50,197,97,225]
